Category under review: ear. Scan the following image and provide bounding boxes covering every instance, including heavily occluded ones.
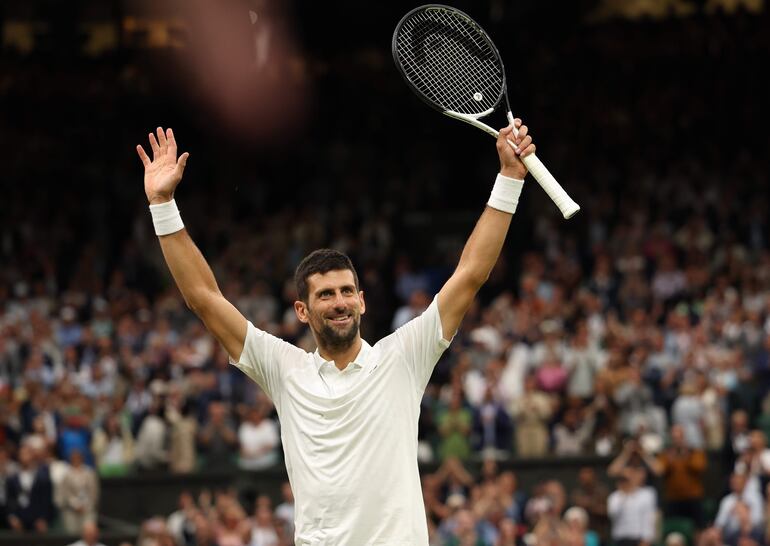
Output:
[294,300,309,324]
[358,290,366,316]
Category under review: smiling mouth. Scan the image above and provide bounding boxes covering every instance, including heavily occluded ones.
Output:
[328,315,352,325]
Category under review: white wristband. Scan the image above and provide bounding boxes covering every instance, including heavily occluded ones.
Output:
[149,199,185,236]
[487,173,524,214]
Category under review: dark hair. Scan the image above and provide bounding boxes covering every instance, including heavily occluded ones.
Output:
[294,249,359,302]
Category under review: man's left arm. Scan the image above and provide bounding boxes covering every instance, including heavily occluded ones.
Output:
[437,119,534,340]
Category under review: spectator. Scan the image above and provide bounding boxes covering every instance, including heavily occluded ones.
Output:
[168,400,198,474]
[5,445,55,532]
[134,399,168,470]
[713,473,764,538]
[564,322,605,401]
[614,367,666,439]
[722,501,764,546]
[23,414,55,454]
[608,438,659,480]
[651,424,707,528]
[137,516,178,546]
[497,470,526,525]
[198,401,239,470]
[248,505,280,546]
[562,506,600,546]
[552,405,595,456]
[528,480,567,546]
[444,508,488,546]
[65,521,107,546]
[58,410,94,468]
[651,252,687,303]
[607,466,656,546]
[437,390,473,462]
[91,413,135,476]
[535,351,569,395]
[215,502,248,546]
[671,381,706,450]
[570,467,609,541]
[728,410,752,468]
[60,449,99,533]
[496,517,517,546]
[509,373,553,458]
[0,446,19,529]
[471,386,512,458]
[735,430,770,496]
[695,371,725,451]
[238,404,279,471]
[166,491,197,546]
[275,481,295,540]
[392,289,431,332]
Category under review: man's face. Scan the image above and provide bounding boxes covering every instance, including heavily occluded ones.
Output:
[671,425,686,447]
[578,468,594,487]
[295,269,365,351]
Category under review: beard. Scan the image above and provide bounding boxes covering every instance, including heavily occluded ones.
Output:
[315,313,360,351]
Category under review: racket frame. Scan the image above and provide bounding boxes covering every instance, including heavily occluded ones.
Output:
[392,4,580,219]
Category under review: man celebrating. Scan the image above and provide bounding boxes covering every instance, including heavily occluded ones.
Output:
[136,120,534,544]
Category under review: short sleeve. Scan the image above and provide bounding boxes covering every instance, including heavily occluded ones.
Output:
[391,296,452,395]
[229,321,306,404]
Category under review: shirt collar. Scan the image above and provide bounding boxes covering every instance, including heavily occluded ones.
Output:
[313,339,372,372]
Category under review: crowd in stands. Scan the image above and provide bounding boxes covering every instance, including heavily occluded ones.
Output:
[2,2,770,546]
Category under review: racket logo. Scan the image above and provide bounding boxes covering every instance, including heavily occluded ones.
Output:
[473,92,483,102]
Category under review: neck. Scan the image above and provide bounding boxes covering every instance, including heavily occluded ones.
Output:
[318,336,363,371]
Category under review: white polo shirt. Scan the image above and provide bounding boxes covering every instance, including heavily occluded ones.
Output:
[231,296,450,546]
[607,486,657,542]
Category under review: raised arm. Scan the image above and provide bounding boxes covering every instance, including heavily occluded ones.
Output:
[137,127,247,360]
[436,119,534,340]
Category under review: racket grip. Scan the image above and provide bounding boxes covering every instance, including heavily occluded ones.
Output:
[520,153,580,219]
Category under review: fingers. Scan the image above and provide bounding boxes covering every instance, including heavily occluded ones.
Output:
[500,119,535,158]
[166,128,177,158]
[516,135,534,157]
[136,145,151,167]
[176,152,190,170]
[156,127,167,156]
[149,132,160,160]
[176,152,190,175]
[518,141,536,158]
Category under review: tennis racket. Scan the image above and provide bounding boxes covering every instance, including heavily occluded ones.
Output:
[392,4,580,219]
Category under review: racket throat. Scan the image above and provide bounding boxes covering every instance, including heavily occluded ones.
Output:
[444,109,499,138]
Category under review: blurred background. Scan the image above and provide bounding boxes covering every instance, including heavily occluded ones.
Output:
[1,0,769,545]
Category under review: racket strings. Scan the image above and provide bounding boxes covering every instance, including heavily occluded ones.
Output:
[399,14,492,111]
[400,15,495,109]
[400,12,491,89]
[395,8,503,115]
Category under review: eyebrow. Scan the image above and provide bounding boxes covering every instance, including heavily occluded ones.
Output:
[314,284,357,297]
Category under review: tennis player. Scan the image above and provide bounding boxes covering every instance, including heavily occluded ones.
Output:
[136,120,534,545]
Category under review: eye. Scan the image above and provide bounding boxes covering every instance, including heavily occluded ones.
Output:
[342,287,354,295]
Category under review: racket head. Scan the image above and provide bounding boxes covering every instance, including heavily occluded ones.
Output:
[392,4,507,118]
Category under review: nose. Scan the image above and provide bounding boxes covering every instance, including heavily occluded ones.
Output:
[332,291,347,308]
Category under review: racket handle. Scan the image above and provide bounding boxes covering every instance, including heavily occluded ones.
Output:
[518,150,580,219]
[505,112,579,219]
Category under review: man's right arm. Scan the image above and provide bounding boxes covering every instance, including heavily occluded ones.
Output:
[137,127,246,360]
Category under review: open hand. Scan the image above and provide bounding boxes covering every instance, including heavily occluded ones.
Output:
[137,127,189,204]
